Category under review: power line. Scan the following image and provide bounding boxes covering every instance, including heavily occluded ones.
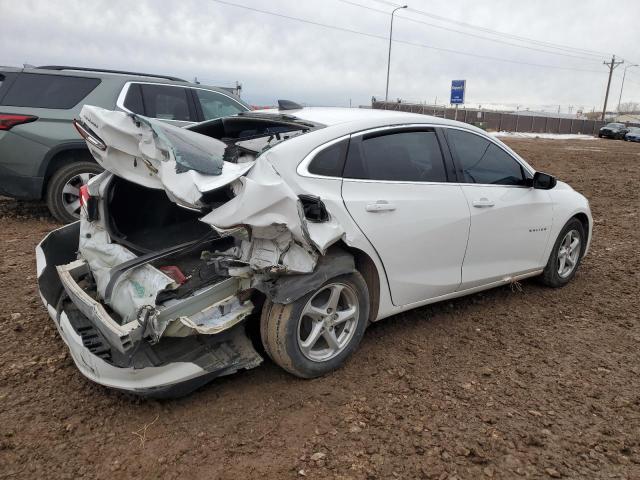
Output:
[210,0,605,73]
[338,0,604,63]
[369,0,612,58]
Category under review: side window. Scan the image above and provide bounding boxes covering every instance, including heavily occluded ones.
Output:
[0,73,100,109]
[344,130,447,182]
[138,84,195,121]
[123,83,144,115]
[194,89,245,120]
[447,129,526,186]
[308,139,348,177]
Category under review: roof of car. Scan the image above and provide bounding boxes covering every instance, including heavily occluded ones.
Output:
[252,106,465,128]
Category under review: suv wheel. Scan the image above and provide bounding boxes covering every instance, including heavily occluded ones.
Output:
[260,273,369,378]
[46,161,103,223]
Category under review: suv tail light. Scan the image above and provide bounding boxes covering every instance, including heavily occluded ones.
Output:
[0,114,38,130]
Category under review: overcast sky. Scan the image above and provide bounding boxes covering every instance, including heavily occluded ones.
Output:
[2,0,639,112]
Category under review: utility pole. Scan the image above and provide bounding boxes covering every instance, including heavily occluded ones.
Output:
[385,5,407,102]
[617,63,639,112]
[601,55,624,121]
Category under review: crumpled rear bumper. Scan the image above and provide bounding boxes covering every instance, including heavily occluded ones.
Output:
[36,223,262,398]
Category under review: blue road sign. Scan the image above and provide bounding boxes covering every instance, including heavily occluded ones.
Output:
[450,80,466,104]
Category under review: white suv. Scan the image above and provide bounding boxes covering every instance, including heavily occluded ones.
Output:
[36,104,592,397]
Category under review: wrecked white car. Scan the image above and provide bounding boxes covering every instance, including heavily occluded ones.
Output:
[36,102,592,397]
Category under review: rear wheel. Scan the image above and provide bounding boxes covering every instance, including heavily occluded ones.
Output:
[540,218,585,287]
[46,160,103,223]
[260,272,369,378]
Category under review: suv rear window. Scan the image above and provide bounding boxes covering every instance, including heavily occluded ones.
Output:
[0,73,100,109]
[138,84,196,122]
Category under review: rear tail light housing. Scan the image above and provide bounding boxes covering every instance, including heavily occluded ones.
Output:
[79,184,99,221]
[73,119,107,150]
[0,114,38,130]
[79,184,90,207]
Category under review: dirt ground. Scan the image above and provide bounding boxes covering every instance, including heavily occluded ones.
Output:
[0,138,638,480]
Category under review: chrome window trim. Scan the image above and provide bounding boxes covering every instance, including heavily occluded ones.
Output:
[296,134,350,180]
[115,81,247,122]
[297,123,535,188]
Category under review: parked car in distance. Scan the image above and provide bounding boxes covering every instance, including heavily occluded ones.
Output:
[624,126,640,142]
[37,104,592,397]
[598,122,628,139]
[0,65,250,223]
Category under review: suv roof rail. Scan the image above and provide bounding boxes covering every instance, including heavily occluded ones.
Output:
[34,65,187,82]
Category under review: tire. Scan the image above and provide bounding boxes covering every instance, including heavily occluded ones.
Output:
[260,272,369,378]
[46,160,103,223]
[540,218,586,288]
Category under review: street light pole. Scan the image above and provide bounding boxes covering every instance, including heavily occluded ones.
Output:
[385,4,407,102]
[617,63,638,112]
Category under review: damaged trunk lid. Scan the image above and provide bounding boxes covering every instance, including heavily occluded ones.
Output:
[76,105,254,209]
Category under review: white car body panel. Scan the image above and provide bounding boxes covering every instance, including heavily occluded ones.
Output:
[458,185,553,289]
[342,179,470,305]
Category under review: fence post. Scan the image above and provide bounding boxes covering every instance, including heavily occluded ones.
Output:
[515,113,519,132]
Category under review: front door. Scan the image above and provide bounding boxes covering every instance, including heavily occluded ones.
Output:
[443,128,553,289]
[341,127,470,306]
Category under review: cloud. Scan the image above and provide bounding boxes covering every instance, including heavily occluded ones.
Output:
[1,0,638,111]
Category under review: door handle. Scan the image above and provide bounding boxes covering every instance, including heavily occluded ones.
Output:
[366,200,396,212]
[472,198,495,208]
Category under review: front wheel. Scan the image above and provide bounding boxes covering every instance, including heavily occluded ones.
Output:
[260,272,369,378]
[540,218,586,287]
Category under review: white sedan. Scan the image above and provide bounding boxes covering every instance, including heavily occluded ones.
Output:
[36,103,592,397]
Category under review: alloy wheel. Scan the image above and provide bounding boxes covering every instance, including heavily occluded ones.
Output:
[61,172,96,218]
[557,229,581,278]
[297,283,360,362]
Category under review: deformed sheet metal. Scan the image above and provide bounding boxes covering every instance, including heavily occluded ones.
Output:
[78,105,253,208]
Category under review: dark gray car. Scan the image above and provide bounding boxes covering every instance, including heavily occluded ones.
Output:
[0,66,250,222]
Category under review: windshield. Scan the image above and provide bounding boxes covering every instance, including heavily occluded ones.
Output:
[605,123,624,128]
[627,127,640,133]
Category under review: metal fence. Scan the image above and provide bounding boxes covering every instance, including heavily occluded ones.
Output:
[372,101,640,135]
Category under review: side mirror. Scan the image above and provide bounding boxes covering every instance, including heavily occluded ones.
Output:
[532,171,557,190]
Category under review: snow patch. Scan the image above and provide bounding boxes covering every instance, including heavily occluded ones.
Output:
[491,132,598,140]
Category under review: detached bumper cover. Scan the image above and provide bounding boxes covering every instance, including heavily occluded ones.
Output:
[36,223,262,398]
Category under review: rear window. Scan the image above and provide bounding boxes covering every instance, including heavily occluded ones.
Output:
[140,84,196,122]
[0,73,100,109]
[345,130,447,182]
[308,139,348,177]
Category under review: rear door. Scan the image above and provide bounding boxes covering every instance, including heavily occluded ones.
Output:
[341,127,470,306]
[443,127,553,289]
